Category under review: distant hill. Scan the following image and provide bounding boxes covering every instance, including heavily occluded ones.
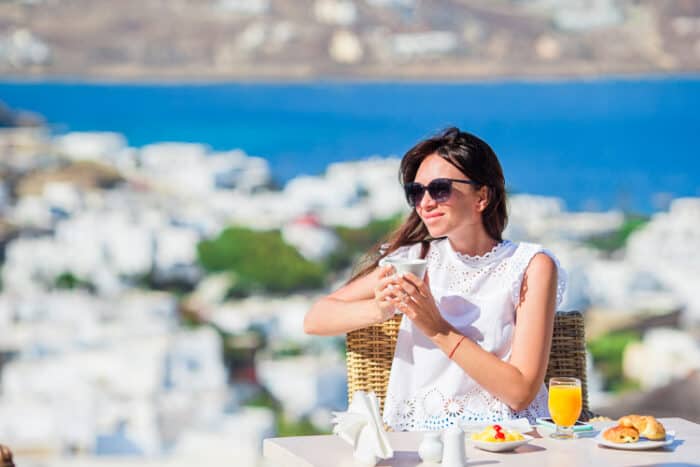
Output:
[0,0,698,80]
[0,101,43,127]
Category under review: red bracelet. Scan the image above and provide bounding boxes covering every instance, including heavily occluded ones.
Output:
[448,336,466,359]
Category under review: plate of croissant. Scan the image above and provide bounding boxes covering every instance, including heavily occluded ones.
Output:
[596,415,674,450]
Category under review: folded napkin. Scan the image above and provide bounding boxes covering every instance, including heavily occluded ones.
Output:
[332,391,394,466]
[460,417,532,434]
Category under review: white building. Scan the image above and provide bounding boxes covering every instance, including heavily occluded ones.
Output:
[137,143,271,197]
[0,28,51,68]
[329,30,364,64]
[392,31,458,58]
[314,0,357,26]
[282,214,340,262]
[0,301,273,463]
[215,0,269,15]
[256,353,347,420]
[0,180,10,215]
[624,328,700,390]
[365,0,415,8]
[553,0,623,31]
[2,203,204,294]
[626,197,700,324]
[208,294,316,344]
[54,132,127,163]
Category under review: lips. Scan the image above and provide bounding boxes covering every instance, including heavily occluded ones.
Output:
[423,212,444,221]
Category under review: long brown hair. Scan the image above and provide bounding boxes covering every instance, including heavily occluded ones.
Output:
[349,127,508,282]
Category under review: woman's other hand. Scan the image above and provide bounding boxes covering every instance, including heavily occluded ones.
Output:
[305,263,403,336]
[392,273,452,338]
[373,265,400,323]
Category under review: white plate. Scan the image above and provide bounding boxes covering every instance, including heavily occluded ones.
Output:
[468,434,534,452]
[595,430,675,450]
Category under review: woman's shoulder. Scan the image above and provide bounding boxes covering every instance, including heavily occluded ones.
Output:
[511,241,561,263]
[508,241,567,307]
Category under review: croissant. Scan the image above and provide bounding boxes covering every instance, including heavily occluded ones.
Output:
[618,414,666,441]
[603,425,639,443]
[618,414,644,429]
[638,416,666,440]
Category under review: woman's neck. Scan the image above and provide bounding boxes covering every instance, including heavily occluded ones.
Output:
[447,228,499,257]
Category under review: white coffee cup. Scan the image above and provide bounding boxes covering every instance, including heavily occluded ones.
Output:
[381,258,427,279]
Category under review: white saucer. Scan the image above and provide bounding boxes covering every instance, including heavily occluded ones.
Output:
[595,430,675,450]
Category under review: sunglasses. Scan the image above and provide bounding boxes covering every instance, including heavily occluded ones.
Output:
[403,178,480,207]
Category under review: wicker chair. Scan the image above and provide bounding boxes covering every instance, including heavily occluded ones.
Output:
[346,310,594,421]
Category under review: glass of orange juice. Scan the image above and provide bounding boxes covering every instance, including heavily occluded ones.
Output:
[548,377,582,440]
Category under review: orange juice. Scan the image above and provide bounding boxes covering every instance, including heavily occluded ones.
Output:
[548,385,582,427]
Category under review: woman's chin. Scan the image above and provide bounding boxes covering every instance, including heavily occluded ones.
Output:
[425,225,447,238]
[423,214,450,238]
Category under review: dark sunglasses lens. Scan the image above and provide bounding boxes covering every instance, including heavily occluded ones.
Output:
[404,183,425,206]
[428,179,452,202]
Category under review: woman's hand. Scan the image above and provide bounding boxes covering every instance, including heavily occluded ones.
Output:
[372,265,401,324]
[391,273,453,338]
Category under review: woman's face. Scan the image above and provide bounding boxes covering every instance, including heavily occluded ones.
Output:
[412,154,486,238]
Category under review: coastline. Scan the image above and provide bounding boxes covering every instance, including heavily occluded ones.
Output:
[1,70,699,87]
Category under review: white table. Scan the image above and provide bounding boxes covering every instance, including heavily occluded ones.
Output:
[263,417,700,467]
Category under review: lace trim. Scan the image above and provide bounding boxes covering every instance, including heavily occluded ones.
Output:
[426,240,514,294]
[383,385,549,432]
[510,245,567,308]
[450,240,511,267]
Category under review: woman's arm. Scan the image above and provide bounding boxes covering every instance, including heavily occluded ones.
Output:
[304,265,400,336]
[396,253,558,411]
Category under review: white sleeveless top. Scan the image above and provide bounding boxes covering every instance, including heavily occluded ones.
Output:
[381,238,567,431]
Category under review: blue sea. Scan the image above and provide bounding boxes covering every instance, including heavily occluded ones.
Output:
[1,78,698,213]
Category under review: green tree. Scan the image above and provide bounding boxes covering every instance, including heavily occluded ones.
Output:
[326,214,404,271]
[585,215,649,253]
[54,272,94,292]
[197,226,326,296]
[588,330,641,393]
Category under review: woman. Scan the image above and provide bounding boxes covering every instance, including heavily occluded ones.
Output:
[304,127,566,430]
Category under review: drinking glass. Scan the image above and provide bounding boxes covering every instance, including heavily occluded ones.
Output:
[548,377,582,440]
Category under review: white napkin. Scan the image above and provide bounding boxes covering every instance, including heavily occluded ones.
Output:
[460,417,532,434]
[332,391,394,466]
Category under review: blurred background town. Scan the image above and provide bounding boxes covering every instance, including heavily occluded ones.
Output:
[2,0,700,79]
[0,0,699,466]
